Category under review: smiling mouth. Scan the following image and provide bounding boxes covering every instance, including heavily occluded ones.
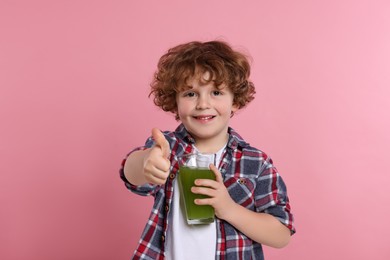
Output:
[193,115,216,120]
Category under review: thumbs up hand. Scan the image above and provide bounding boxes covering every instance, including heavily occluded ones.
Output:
[143,128,171,185]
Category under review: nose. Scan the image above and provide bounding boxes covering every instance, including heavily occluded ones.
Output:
[196,94,210,110]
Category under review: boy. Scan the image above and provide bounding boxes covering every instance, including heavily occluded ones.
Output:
[120,41,295,259]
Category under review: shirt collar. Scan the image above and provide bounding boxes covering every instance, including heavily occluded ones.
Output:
[174,124,249,150]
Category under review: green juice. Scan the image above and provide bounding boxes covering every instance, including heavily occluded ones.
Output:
[178,166,215,224]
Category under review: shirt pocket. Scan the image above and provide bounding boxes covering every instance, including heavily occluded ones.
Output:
[224,177,256,210]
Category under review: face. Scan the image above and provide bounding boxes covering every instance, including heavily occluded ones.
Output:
[176,72,238,151]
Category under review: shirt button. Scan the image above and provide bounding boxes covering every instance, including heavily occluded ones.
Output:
[165,205,169,212]
[161,235,165,242]
[169,173,175,179]
[238,178,246,184]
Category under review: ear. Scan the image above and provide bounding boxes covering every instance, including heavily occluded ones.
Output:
[230,104,239,117]
[231,103,239,113]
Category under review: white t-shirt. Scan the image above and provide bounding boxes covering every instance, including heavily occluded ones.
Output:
[166,145,226,260]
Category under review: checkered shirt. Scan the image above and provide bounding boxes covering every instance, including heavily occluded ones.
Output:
[120,124,295,259]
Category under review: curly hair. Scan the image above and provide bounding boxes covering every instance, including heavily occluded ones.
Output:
[149,41,256,119]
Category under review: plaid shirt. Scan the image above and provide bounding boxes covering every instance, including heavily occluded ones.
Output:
[120,124,295,260]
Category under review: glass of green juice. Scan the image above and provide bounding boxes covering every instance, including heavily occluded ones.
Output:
[178,153,216,225]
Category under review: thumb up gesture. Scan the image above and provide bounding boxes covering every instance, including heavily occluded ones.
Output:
[143,128,171,185]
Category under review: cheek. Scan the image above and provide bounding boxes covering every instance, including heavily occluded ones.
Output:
[176,101,191,115]
[176,100,194,111]
[219,102,236,114]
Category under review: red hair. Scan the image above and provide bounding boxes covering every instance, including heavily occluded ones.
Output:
[149,41,256,119]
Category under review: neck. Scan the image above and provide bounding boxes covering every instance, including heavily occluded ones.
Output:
[194,132,229,154]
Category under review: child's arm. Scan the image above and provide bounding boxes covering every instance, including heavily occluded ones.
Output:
[192,164,291,248]
[217,201,291,248]
[123,128,171,185]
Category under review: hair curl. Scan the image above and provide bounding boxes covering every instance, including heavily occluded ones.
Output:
[149,41,256,119]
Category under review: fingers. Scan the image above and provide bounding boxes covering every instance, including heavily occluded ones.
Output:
[192,164,222,189]
[143,147,170,185]
[209,164,223,183]
[194,197,213,206]
[142,128,171,185]
[145,169,169,185]
[151,128,171,158]
[144,154,170,174]
[192,165,224,199]
[191,186,216,197]
[144,162,170,185]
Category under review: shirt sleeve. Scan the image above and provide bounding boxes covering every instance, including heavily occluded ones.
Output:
[119,137,161,197]
[254,157,296,234]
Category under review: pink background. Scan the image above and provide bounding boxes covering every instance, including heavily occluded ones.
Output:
[1,1,390,259]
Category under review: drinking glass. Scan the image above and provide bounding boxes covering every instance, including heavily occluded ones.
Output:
[178,153,216,224]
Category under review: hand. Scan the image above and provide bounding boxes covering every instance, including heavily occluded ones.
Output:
[143,128,171,185]
[191,164,236,220]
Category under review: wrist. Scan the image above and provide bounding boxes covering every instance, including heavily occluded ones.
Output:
[218,200,242,223]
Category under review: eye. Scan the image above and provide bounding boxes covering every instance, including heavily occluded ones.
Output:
[212,90,222,96]
[183,91,196,97]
